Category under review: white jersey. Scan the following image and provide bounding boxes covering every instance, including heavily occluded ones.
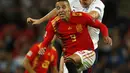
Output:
[68,0,105,49]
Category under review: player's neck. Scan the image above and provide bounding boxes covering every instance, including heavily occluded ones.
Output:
[63,12,71,22]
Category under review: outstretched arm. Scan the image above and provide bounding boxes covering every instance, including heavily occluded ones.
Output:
[90,20,112,46]
[39,19,55,55]
[27,8,57,25]
[84,13,112,46]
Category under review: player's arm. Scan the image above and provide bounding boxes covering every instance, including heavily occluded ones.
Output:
[88,11,99,19]
[23,57,36,73]
[88,2,105,19]
[92,20,112,46]
[84,13,112,46]
[23,44,39,73]
[27,8,57,25]
[40,20,55,48]
[59,56,64,73]
[50,47,58,73]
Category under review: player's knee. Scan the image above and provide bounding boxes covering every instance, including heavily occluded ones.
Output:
[65,58,78,73]
[65,58,76,65]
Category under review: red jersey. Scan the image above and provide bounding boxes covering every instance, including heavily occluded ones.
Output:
[25,43,58,73]
[41,12,108,56]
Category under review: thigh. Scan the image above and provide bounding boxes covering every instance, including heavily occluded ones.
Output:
[67,54,81,64]
[75,50,96,71]
[83,49,98,73]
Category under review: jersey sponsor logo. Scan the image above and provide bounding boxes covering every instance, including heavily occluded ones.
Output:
[27,51,32,57]
[76,24,83,33]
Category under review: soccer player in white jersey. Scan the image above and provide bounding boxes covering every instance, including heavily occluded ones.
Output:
[27,0,105,73]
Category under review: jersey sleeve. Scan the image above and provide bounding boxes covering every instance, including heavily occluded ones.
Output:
[83,13,108,37]
[26,44,39,61]
[91,1,105,20]
[40,19,55,48]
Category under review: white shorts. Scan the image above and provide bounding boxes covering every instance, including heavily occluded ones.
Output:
[75,50,96,72]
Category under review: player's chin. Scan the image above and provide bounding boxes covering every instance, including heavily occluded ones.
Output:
[82,5,89,8]
[60,16,66,20]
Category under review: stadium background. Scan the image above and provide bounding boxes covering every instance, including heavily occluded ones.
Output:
[0,0,129,73]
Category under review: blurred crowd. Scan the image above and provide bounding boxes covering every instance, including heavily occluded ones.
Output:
[0,0,130,73]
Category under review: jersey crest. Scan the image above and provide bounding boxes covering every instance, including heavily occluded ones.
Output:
[76,24,83,33]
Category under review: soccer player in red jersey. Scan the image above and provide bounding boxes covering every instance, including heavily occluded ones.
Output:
[39,0,112,73]
[23,42,58,73]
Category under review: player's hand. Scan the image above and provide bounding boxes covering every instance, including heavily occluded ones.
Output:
[103,36,112,46]
[27,17,40,25]
[38,47,46,55]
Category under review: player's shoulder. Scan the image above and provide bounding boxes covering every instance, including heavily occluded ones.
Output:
[37,42,42,48]
[94,0,105,7]
[51,16,60,24]
[29,42,40,52]
[31,43,40,49]
[72,12,91,18]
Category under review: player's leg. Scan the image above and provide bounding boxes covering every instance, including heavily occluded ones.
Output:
[59,55,69,73]
[75,50,96,73]
[65,56,79,73]
[83,49,98,73]
[64,53,87,73]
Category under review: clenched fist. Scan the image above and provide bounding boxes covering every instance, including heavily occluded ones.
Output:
[27,17,41,25]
